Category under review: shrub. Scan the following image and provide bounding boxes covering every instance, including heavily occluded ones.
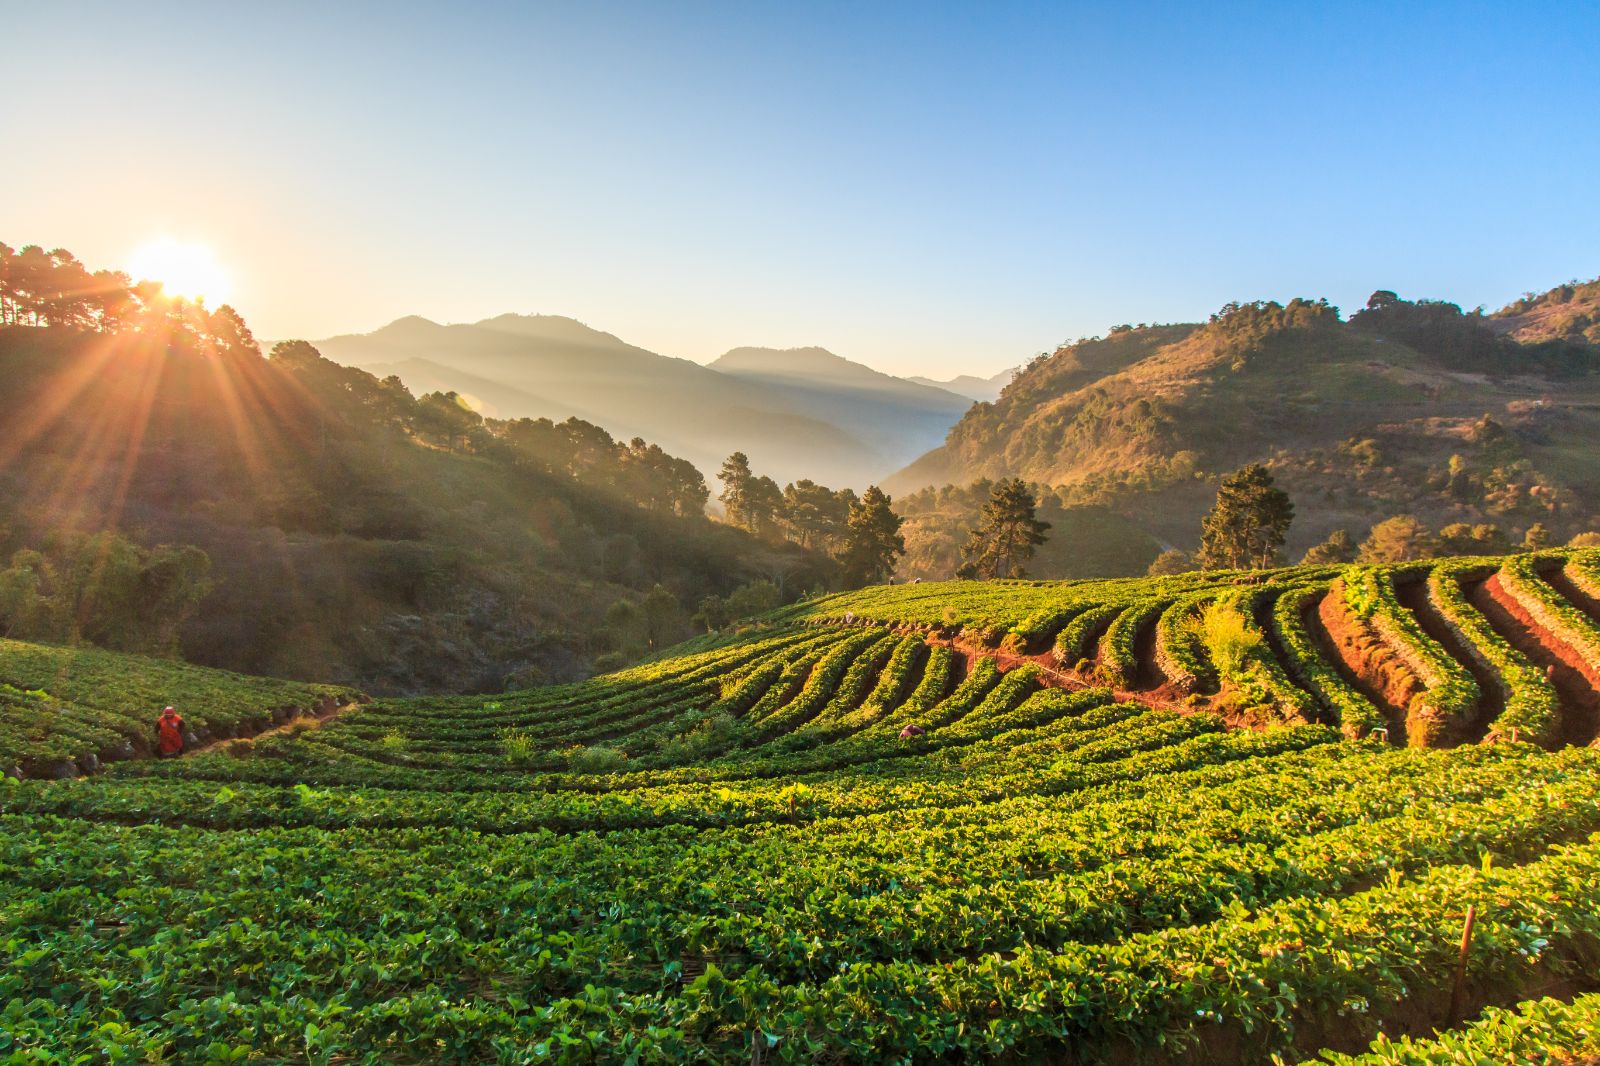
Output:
[1200,599,1260,677]
[500,730,538,766]
[566,744,628,774]
[592,651,627,673]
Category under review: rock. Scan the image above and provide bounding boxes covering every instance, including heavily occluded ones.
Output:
[271,706,292,725]
[46,759,78,780]
[182,730,201,748]
[102,740,136,762]
[77,752,101,774]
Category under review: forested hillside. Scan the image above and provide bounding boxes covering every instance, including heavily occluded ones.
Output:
[892,283,1600,559]
[0,243,830,693]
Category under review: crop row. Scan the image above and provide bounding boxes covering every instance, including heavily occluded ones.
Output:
[1152,594,1216,694]
[1499,553,1600,668]
[8,800,1597,1061]
[1425,561,1561,744]
[1341,568,1479,745]
[1321,990,1600,1064]
[1268,585,1384,738]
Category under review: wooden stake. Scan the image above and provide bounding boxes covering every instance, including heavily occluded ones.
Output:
[1446,903,1478,1023]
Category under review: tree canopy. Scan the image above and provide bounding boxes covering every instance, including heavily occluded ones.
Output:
[1197,464,1294,570]
[957,478,1051,579]
[838,486,906,587]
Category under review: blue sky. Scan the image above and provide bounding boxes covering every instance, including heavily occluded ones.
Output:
[7,2,1599,377]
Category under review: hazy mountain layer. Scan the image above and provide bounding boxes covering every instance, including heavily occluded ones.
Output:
[315,317,972,487]
[709,346,970,472]
[906,367,1015,402]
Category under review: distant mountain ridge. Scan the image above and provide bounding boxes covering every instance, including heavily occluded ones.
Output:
[906,368,1016,402]
[708,346,971,473]
[314,316,975,487]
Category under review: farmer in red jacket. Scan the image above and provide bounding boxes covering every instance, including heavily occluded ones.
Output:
[155,706,186,757]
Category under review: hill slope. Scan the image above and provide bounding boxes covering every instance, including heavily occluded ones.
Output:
[709,345,971,471]
[0,324,820,693]
[1493,276,1600,346]
[316,316,969,486]
[7,553,1600,1059]
[890,286,1600,554]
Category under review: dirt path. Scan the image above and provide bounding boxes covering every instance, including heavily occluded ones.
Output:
[184,699,359,758]
[925,634,1194,717]
[1394,579,1497,744]
[18,699,363,781]
[1467,574,1600,747]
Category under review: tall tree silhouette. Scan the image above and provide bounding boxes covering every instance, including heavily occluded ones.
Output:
[839,486,905,586]
[958,478,1050,579]
[1197,464,1294,569]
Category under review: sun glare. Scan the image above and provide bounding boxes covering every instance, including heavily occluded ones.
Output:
[128,238,231,304]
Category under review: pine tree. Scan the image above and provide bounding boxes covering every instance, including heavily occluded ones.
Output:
[957,478,1050,579]
[717,453,754,529]
[838,486,905,586]
[1197,465,1294,570]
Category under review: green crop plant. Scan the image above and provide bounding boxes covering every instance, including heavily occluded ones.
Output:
[6,550,1600,1061]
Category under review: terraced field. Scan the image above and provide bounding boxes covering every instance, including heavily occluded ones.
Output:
[786,548,1600,750]
[0,639,357,780]
[4,551,1600,1061]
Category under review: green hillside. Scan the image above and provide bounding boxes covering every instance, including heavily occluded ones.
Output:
[890,286,1600,556]
[0,638,356,779]
[0,315,825,695]
[6,550,1600,1060]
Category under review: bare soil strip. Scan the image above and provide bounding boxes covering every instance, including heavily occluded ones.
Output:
[1131,611,1166,691]
[1394,578,1497,744]
[1542,563,1600,625]
[193,700,359,757]
[1315,586,1414,743]
[925,634,1192,715]
[1468,574,1600,747]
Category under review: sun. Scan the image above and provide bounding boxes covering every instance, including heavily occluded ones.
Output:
[128,238,231,304]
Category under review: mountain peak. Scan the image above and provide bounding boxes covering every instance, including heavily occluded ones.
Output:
[372,314,443,335]
[711,345,857,375]
[711,346,973,416]
[471,313,631,350]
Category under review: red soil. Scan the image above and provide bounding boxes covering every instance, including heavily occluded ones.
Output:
[924,632,1195,717]
[1468,574,1600,747]
[1315,583,1419,744]
[1394,579,1496,744]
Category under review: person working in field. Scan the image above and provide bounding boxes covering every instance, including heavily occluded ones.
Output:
[155,706,186,757]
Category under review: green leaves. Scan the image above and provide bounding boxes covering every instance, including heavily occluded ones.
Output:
[8,556,1600,1061]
